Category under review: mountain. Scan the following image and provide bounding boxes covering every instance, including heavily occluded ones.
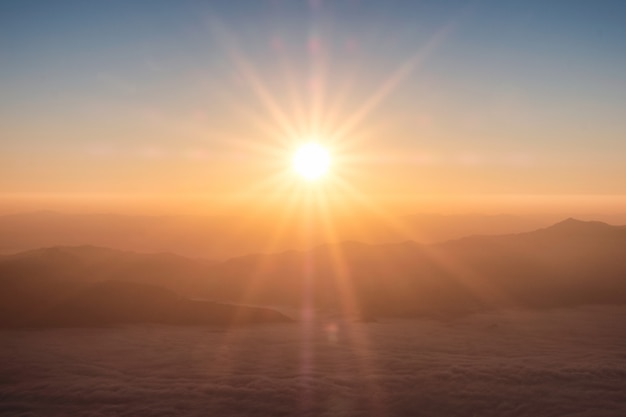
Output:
[192,219,626,317]
[1,219,625,323]
[0,279,291,328]
[0,245,233,327]
[0,211,558,259]
[0,245,212,294]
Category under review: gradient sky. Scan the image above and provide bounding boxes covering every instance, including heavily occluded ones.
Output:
[2,0,626,207]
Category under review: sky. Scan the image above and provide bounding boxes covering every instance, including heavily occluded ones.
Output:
[1,0,626,213]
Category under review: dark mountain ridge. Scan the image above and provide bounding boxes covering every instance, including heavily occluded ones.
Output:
[40,280,291,327]
[0,247,288,328]
[1,218,625,324]
[192,218,626,316]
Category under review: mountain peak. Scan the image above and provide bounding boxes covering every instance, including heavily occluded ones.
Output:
[553,217,608,227]
[541,218,615,234]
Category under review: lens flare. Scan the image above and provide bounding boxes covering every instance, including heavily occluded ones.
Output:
[292,143,330,180]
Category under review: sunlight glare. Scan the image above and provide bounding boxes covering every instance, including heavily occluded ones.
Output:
[292,143,331,180]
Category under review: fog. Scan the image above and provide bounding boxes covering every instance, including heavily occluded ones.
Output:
[2,306,625,417]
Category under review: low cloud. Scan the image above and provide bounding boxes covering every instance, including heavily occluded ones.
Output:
[1,306,625,417]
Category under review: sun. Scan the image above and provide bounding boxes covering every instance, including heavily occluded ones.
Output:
[292,142,330,180]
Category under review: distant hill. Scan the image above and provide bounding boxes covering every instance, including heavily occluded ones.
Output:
[0,211,555,259]
[0,245,212,294]
[0,246,290,327]
[193,218,626,317]
[1,218,625,323]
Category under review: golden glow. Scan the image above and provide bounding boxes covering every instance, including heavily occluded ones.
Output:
[292,143,331,180]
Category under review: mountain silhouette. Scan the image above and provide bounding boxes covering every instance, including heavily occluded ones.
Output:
[0,245,211,293]
[42,280,290,327]
[0,211,555,259]
[0,277,291,328]
[193,218,626,317]
[1,219,625,324]
[0,247,288,327]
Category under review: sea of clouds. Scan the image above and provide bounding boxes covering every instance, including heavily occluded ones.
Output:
[1,306,626,417]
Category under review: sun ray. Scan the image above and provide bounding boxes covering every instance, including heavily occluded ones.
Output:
[272,34,309,139]
[330,23,455,143]
[208,19,300,141]
[206,13,475,402]
[314,196,388,414]
[332,174,514,307]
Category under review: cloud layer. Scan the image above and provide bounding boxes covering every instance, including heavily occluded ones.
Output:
[1,306,625,417]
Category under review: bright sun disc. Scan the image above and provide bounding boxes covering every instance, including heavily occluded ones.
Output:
[293,143,330,180]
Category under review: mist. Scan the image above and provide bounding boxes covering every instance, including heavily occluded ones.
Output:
[2,307,625,417]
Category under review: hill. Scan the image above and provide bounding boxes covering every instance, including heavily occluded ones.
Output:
[0,278,291,328]
[193,219,626,317]
[1,219,625,322]
[0,211,553,259]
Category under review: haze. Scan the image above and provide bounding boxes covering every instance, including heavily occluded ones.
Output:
[1,1,626,416]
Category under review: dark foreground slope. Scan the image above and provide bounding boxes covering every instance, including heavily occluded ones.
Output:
[0,279,290,328]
